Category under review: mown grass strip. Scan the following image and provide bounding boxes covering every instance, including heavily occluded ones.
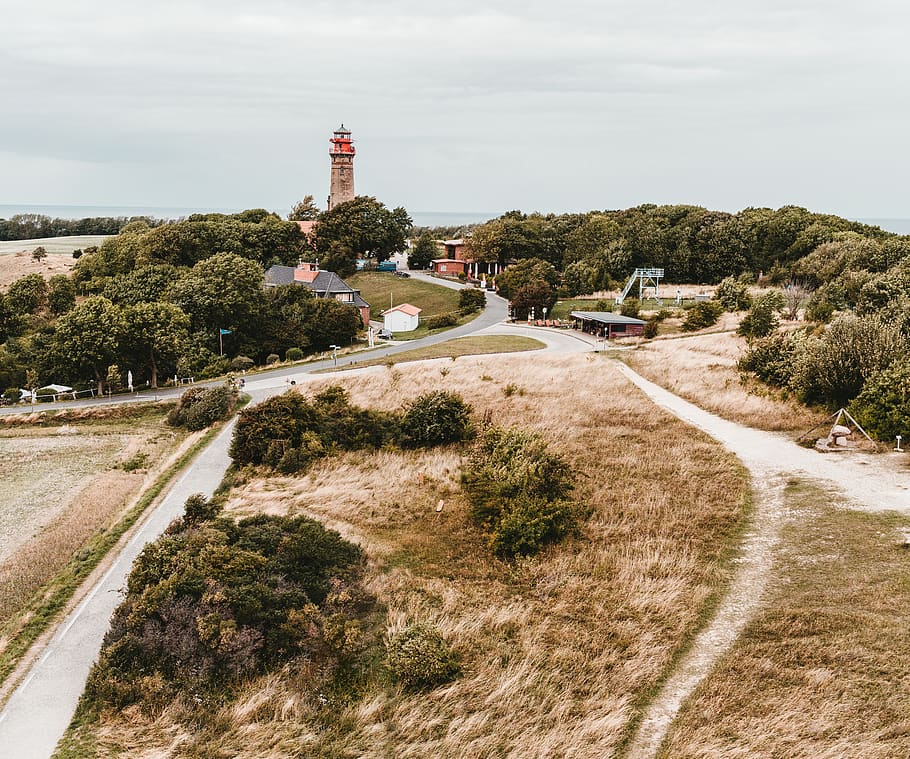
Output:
[0,424,222,692]
[318,334,545,372]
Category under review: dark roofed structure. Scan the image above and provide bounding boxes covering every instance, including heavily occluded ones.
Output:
[571,311,646,339]
[265,262,370,327]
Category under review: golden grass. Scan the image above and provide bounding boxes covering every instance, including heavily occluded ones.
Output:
[625,330,827,433]
[65,353,750,758]
[0,247,81,288]
[660,480,910,758]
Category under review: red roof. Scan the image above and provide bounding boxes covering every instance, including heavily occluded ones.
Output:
[382,303,422,317]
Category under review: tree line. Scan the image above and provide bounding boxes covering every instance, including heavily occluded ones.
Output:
[0,213,168,241]
[0,199,411,395]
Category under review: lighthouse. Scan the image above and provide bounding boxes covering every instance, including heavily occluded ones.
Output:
[327,124,355,210]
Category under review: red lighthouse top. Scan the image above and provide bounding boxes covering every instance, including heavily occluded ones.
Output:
[329,124,355,155]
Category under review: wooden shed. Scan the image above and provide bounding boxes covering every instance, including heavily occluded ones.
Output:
[571,311,646,339]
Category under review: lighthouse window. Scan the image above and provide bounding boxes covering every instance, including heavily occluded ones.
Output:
[340,167,345,175]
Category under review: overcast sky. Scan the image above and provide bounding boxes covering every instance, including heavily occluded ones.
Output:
[2,0,909,218]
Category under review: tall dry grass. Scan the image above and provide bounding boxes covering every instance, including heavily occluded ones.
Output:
[71,353,749,758]
[660,481,910,758]
[626,331,826,433]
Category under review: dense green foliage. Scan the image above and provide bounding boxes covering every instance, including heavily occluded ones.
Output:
[399,391,474,447]
[681,301,724,331]
[231,386,473,473]
[458,287,486,314]
[849,359,910,440]
[715,276,753,311]
[462,426,576,556]
[84,497,370,707]
[423,313,458,329]
[314,196,412,276]
[166,385,237,430]
[737,291,784,339]
[407,231,437,270]
[386,624,459,690]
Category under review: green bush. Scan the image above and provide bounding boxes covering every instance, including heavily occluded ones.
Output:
[167,385,236,430]
[230,355,255,372]
[86,512,370,706]
[266,353,280,365]
[805,295,835,323]
[643,319,659,339]
[737,291,782,339]
[620,298,640,318]
[285,347,304,362]
[424,313,458,330]
[3,387,20,405]
[738,330,808,389]
[458,288,486,314]
[849,358,910,441]
[183,493,220,524]
[795,314,907,407]
[462,426,575,556]
[400,391,474,447]
[386,624,459,690]
[681,301,723,331]
[715,276,752,311]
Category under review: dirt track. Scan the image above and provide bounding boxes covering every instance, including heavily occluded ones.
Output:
[617,362,910,758]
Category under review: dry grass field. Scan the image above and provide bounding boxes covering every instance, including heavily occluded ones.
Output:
[660,480,910,758]
[0,236,107,288]
[625,330,827,433]
[0,407,188,631]
[68,353,750,758]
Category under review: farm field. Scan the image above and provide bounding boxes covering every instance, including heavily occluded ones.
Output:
[60,352,751,757]
[625,329,827,433]
[0,236,109,256]
[0,406,188,631]
[661,480,910,758]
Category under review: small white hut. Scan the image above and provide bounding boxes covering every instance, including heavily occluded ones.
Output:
[382,303,422,333]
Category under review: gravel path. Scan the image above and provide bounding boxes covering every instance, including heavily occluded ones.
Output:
[617,362,910,758]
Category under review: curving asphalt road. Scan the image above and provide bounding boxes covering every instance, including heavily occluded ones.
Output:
[0,288,594,759]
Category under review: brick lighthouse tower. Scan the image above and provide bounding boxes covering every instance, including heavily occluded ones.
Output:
[327,124,355,210]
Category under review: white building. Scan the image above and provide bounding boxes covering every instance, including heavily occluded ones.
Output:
[382,303,422,333]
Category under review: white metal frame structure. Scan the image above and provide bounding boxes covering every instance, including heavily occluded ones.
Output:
[616,268,665,305]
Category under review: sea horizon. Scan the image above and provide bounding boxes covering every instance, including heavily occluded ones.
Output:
[2,204,910,235]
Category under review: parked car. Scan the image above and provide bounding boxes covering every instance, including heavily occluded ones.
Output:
[376,261,397,272]
[394,270,410,278]
[378,328,393,340]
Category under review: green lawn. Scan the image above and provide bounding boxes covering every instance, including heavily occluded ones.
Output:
[347,272,461,321]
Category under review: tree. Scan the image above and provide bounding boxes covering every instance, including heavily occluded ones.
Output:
[714,276,752,311]
[167,252,266,338]
[737,291,784,339]
[52,296,125,395]
[5,273,48,315]
[314,196,412,268]
[31,246,47,262]
[408,232,437,270]
[47,275,76,315]
[103,264,180,305]
[494,258,559,301]
[122,302,191,388]
[510,280,557,321]
[288,195,321,221]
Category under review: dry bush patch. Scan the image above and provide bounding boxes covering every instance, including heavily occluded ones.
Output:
[661,481,910,759]
[66,354,748,758]
[0,411,187,630]
[626,330,826,433]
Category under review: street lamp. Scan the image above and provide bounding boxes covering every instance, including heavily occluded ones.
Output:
[542,307,548,324]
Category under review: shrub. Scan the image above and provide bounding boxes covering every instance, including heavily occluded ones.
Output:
[386,624,459,690]
[458,288,486,314]
[424,313,458,330]
[620,298,640,318]
[794,313,907,407]
[3,387,20,405]
[462,426,575,556]
[850,358,910,441]
[198,356,230,380]
[183,493,220,524]
[230,355,255,372]
[167,385,236,430]
[643,319,659,339]
[400,391,473,447]
[737,291,782,339]
[266,353,280,365]
[681,301,723,331]
[738,330,808,389]
[86,513,370,705]
[805,295,835,323]
[285,347,304,362]
[715,276,752,311]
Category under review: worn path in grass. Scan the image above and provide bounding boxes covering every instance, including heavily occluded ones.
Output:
[617,362,910,759]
